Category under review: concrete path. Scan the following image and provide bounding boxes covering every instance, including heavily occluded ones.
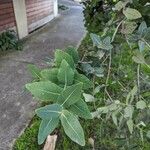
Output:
[0,1,85,149]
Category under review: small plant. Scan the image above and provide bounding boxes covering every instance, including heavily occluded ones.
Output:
[0,30,22,51]
[26,47,93,146]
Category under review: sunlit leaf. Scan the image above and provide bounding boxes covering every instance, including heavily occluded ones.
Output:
[123,8,142,20]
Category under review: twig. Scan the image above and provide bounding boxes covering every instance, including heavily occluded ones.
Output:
[43,135,57,150]
[111,20,123,43]
[104,50,113,101]
[137,65,140,94]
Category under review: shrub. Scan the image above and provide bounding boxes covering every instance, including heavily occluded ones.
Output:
[26,47,93,146]
[82,0,150,33]
[0,30,22,51]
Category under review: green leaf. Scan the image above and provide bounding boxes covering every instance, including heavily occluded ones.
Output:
[83,93,95,102]
[146,130,150,139]
[138,40,145,52]
[61,110,85,146]
[102,36,113,50]
[121,21,137,34]
[90,33,102,47]
[141,64,150,76]
[112,112,118,126]
[38,118,59,144]
[55,50,75,69]
[57,60,74,85]
[124,105,134,119]
[26,81,63,101]
[138,21,147,35]
[36,104,63,119]
[127,119,134,134]
[115,1,128,11]
[132,51,146,64]
[57,83,83,107]
[123,8,142,20]
[74,73,93,90]
[27,64,41,79]
[68,99,92,119]
[41,68,58,83]
[65,46,79,64]
[136,100,146,109]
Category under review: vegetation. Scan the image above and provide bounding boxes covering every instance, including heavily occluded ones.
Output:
[0,30,22,51]
[14,0,150,149]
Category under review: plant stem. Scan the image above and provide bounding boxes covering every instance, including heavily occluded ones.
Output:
[137,64,140,95]
[104,50,113,101]
[111,20,123,43]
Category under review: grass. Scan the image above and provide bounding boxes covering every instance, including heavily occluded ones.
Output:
[13,34,150,150]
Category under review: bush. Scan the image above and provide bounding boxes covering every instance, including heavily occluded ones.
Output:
[0,30,22,51]
[82,0,150,33]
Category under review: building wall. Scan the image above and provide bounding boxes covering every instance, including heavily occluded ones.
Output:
[25,0,54,32]
[0,0,57,38]
[0,0,16,32]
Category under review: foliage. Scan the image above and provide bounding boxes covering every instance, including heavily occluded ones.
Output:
[26,47,93,146]
[14,1,150,149]
[80,1,150,149]
[0,30,22,51]
[82,0,150,33]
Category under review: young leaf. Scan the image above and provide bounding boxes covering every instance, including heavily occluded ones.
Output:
[55,50,75,69]
[115,1,129,11]
[123,8,142,20]
[36,104,63,119]
[83,93,95,102]
[127,119,134,134]
[90,33,102,47]
[102,36,113,50]
[138,40,145,52]
[65,46,79,64]
[57,60,74,85]
[26,81,63,101]
[38,118,59,145]
[27,64,41,79]
[68,99,92,119]
[124,105,134,119]
[61,110,85,146]
[132,51,146,64]
[57,83,83,107]
[41,68,58,83]
[138,21,147,36]
[112,112,118,126]
[136,100,146,109]
[74,73,93,90]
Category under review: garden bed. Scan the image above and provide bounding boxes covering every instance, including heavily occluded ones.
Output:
[13,34,150,150]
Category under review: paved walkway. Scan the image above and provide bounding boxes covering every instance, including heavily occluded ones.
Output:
[0,1,85,149]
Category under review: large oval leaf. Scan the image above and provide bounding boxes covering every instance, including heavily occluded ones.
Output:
[38,118,59,145]
[68,99,92,119]
[26,81,63,101]
[57,83,83,107]
[55,50,75,69]
[36,104,63,119]
[61,110,85,146]
[41,68,58,83]
[65,46,79,64]
[27,64,41,79]
[57,60,74,85]
[74,73,93,90]
[123,8,142,20]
